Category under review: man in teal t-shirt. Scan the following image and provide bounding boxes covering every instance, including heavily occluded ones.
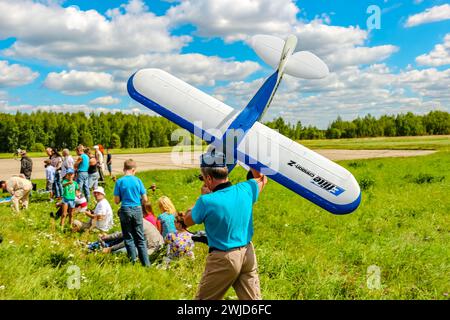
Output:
[185,151,267,300]
[75,145,90,202]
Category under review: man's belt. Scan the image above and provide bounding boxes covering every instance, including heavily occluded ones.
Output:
[208,243,248,254]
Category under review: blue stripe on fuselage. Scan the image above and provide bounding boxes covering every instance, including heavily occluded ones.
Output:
[219,71,278,171]
[225,71,278,134]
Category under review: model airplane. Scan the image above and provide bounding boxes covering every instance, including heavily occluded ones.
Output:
[128,34,361,214]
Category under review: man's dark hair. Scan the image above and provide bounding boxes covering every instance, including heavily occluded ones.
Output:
[201,166,228,180]
[0,180,6,189]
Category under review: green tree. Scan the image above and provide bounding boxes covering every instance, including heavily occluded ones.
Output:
[30,143,45,152]
[121,122,136,148]
[67,123,79,149]
[110,133,121,149]
[423,111,450,135]
[80,131,93,147]
[326,127,342,139]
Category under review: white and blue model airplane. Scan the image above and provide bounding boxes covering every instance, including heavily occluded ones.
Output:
[128,34,361,215]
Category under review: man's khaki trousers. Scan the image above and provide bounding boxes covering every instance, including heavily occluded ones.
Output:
[196,242,261,300]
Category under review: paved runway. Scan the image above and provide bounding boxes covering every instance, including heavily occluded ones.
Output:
[0,149,436,180]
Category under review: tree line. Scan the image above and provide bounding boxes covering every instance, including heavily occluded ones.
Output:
[0,111,179,153]
[265,111,450,140]
[0,110,449,153]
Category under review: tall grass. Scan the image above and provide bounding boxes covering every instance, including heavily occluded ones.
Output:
[0,152,449,299]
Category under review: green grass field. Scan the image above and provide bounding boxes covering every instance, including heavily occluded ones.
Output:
[299,135,450,151]
[0,151,449,299]
[1,135,449,159]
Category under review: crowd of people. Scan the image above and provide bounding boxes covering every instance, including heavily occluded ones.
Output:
[0,145,198,265]
[0,146,268,300]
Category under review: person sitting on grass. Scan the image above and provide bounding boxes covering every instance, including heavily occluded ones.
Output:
[60,168,78,230]
[72,186,113,233]
[156,196,177,240]
[143,202,161,230]
[98,219,164,257]
[74,189,88,213]
[165,212,195,261]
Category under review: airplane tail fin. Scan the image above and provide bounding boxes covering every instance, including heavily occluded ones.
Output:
[250,34,329,79]
[221,35,329,175]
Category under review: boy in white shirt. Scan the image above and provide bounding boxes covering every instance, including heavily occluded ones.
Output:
[44,159,55,200]
[72,186,113,233]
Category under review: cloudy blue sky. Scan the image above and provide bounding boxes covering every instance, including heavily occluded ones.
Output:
[0,0,449,128]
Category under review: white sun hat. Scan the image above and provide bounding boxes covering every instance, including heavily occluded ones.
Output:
[93,186,105,195]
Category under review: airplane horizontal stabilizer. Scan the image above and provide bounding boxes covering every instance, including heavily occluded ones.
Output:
[250,34,329,79]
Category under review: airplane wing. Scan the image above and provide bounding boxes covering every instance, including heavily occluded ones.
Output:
[128,68,361,214]
[237,122,361,214]
[129,68,237,139]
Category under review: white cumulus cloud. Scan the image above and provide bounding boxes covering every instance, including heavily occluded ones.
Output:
[214,64,450,128]
[168,0,300,42]
[0,60,39,87]
[168,0,398,70]
[0,100,153,115]
[69,53,261,86]
[89,96,121,106]
[324,45,399,70]
[0,0,191,63]
[405,4,450,27]
[44,70,116,95]
[416,34,450,67]
[0,0,262,90]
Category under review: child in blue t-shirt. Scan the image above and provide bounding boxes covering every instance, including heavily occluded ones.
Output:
[113,159,150,267]
[156,196,177,240]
